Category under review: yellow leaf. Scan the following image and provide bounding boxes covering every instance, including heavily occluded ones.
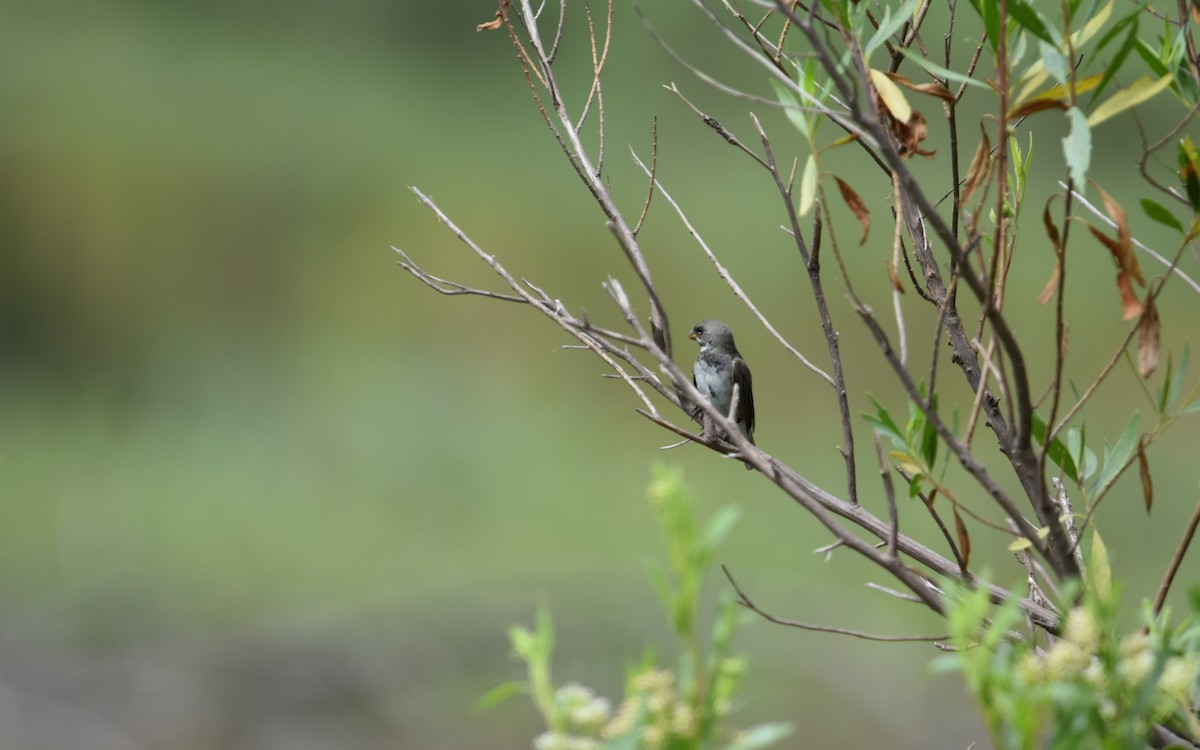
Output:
[1008,537,1034,552]
[1087,75,1175,127]
[870,68,912,124]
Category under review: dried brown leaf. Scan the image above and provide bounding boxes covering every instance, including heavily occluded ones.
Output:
[1043,200,1062,251]
[1137,295,1160,377]
[834,176,871,245]
[1008,98,1070,120]
[884,72,956,102]
[1086,221,1145,319]
[887,260,905,292]
[960,122,992,207]
[1094,182,1144,284]
[1039,202,1063,304]
[1039,260,1062,304]
[476,11,504,31]
[1137,436,1153,514]
[953,508,971,571]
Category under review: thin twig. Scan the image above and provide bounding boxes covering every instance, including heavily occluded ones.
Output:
[724,566,949,642]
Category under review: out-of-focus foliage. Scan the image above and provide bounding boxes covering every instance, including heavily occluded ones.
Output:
[491,467,792,750]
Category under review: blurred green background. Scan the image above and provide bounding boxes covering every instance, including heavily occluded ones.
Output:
[2,1,1198,748]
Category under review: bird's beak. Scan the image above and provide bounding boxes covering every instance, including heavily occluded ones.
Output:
[688,330,698,341]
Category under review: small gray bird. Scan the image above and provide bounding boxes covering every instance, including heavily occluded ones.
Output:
[688,320,755,466]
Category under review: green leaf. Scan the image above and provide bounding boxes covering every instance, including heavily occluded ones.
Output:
[770,79,810,141]
[1141,197,1184,234]
[863,0,918,59]
[1088,12,1140,107]
[1092,411,1141,499]
[1008,537,1034,551]
[475,680,526,711]
[899,49,990,90]
[864,396,906,446]
[798,154,818,216]
[702,506,742,553]
[721,722,796,750]
[1039,41,1070,84]
[1179,400,1200,416]
[1031,412,1079,482]
[1008,0,1055,45]
[966,0,1000,54]
[509,625,537,660]
[1133,38,1170,78]
[1062,106,1092,185]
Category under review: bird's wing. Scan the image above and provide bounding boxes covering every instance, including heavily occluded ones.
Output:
[732,356,755,440]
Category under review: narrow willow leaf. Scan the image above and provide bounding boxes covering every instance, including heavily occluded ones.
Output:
[770,79,810,140]
[834,176,871,244]
[899,50,989,90]
[870,68,913,123]
[798,154,818,216]
[1141,197,1184,234]
[1089,13,1140,107]
[1093,411,1141,499]
[1088,75,1175,126]
[1031,412,1079,482]
[1009,0,1055,44]
[863,0,918,59]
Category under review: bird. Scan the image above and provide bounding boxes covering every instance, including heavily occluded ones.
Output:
[688,320,755,468]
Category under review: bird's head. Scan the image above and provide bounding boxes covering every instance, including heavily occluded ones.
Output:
[688,319,736,350]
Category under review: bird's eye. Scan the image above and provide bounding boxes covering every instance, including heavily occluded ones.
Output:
[692,326,702,335]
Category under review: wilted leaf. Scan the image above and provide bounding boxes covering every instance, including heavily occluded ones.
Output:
[476,11,504,31]
[953,508,971,570]
[870,68,912,123]
[888,107,933,159]
[1095,183,1135,272]
[1136,295,1160,378]
[1086,184,1145,320]
[1062,107,1092,185]
[1008,98,1070,120]
[1039,202,1064,304]
[884,71,956,102]
[887,261,905,292]
[1085,223,1143,319]
[833,177,870,245]
[1038,260,1062,304]
[798,154,818,216]
[1087,74,1175,127]
[1137,436,1153,513]
[960,122,992,207]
